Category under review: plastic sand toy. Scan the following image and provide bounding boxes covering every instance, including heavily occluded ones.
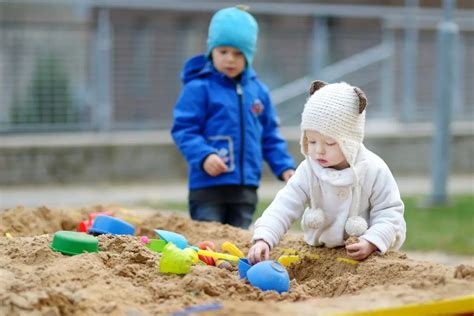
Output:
[246,260,290,293]
[277,255,301,267]
[87,215,135,236]
[159,243,194,275]
[221,241,245,258]
[336,257,360,265]
[154,229,188,249]
[183,248,199,264]
[238,258,252,279]
[77,211,114,232]
[144,238,167,253]
[197,249,239,262]
[197,241,216,266]
[50,231,99,255]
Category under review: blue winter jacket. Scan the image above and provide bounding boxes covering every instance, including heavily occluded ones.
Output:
[171,54,295,190]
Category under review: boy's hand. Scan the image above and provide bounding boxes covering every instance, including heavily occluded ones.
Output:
[345,238,377,260]
[248,240,270,264]
[203,154,228,176]
[281,169,295,182]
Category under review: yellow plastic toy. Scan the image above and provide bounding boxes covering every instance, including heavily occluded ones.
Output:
[221,241,245,258]
[197,249,239,262]
[336,257,360,265]
[277,255,301,267]
[304,253,320,260]
[278,248,320,261]
[159,243,193,274]
[183,248,199,264]
[332,294,474,316]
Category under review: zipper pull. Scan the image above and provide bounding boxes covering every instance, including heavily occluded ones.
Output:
[236,83,243,95]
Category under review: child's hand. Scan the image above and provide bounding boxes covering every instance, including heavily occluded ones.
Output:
[281,169,295,182]
[345,238,377,260]
[248,240,270,264]
[203,154,228,176]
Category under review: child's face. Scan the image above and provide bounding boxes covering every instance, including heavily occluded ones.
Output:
[306,130,349,170]
[211,46,246,78]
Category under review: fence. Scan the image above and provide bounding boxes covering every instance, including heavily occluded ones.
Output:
[0,1,473,133]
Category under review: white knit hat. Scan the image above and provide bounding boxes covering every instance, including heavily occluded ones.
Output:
[301,80,369,238]
[300,80,367,166]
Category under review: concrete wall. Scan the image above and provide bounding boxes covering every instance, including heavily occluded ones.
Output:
[0,122,472,185]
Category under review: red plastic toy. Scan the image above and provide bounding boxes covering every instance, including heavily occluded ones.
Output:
[198,241,216,266]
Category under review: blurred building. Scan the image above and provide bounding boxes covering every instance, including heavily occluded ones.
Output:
[0,1,472,185]
[0,0,473,132]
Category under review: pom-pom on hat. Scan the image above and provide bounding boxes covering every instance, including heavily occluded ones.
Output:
[206,6,258,65]
[300,80,368,166]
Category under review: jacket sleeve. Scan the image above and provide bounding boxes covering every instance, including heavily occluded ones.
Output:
[259,88,295,178]
[171,81,216,170]
[252,161,310,248]
[361,164,406,254]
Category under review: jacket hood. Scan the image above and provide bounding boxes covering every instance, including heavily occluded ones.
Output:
[180,54,257,84]
[180,55,212,84]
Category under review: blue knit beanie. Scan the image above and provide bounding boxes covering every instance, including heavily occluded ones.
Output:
[206,6,258,65]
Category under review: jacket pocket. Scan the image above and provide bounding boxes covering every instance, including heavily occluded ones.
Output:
[207,135,235,172]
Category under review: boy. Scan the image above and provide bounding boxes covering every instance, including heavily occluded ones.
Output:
[171,6,295,228]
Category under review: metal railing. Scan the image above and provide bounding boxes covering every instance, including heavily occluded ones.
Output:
[0,0,473,132]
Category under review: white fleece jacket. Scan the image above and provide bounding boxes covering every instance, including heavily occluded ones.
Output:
[252,145,406,254]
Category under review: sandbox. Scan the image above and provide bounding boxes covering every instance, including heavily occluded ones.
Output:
[1,206,473,315]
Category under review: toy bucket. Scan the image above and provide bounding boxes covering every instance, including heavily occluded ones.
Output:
[238,258,252,279]
[87,215,135,236]
[159,243,193,275]
[247,260,290,293]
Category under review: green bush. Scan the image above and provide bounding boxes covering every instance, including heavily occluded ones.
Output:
[11,54,77,124]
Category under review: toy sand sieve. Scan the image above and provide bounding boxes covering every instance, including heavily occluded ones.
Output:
[50,231,99,255]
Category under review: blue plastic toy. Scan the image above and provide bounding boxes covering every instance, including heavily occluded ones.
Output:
[238,258,252,279]
[246,260,290,293]
[87,215,135,236]
[154,229,188,249]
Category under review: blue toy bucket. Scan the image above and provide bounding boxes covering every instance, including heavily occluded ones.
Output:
[87,215,135,236]
[247,260,290,293]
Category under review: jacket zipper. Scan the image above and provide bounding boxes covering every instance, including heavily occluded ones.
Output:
[237,83,244,185]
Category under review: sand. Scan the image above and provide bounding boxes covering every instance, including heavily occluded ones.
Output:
[0,205,473,316]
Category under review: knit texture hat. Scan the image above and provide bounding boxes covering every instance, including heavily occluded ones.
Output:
[206,6,258,65]
[301,81,367,166]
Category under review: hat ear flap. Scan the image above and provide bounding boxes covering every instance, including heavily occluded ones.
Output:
[354,87,367,114]
[309,80,328,96]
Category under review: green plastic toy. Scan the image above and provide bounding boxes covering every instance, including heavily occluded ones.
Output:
[145,239,167,253]
[50,231,98,255]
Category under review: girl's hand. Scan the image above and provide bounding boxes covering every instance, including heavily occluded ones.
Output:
[248,240,270,264]
[203,154,228,176]
[345,238,377,260]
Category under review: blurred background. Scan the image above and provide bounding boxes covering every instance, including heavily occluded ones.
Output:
[0,1,472,259]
